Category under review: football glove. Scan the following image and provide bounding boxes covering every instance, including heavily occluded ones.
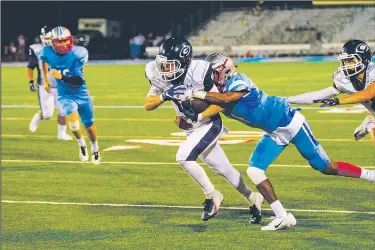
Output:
[313,97,339,107]
[161,85,186,101]
[29,80,37,92]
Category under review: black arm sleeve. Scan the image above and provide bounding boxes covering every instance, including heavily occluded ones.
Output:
[27,48,38,69]
[61,75,84,86]
[203,65,214,92]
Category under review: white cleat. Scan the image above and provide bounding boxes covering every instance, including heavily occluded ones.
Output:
[29,113,41,132]
[249,192,264,224]
[57,134,73,141]
[354,115,374,141]
[261,213,297,231]
[91,151,101,165]
[79,146,89,162]
[202,190,224,221]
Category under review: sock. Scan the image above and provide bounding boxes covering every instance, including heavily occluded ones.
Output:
[58,124,67,135]
[360,169,375,182]
[91,141,99,152]
[270,200,288,218]
[32,112,41,123]
[336,162,362,178]
[178,161,215,195]
[77,137,86,147]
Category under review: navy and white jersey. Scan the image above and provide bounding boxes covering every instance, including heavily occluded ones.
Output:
[146,59,220,130]
[333,62,375,115]
[222,73,305,145]
[27,43,57,88]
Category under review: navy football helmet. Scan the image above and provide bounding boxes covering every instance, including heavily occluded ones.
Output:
[155,37,193,82]
[338,40,372,77]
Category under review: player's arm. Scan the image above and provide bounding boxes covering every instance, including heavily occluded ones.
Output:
[27,47,38,91]
[145,95,164,111]
[338,82,375,105]
[287,86,340,104]
[50,70,84,86]
[193,91,248,105]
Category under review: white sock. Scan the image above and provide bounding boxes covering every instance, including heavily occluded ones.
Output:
[58,124,67,135]
[32,113,41,123]
[178,161,215,195]
[77,137,86,147]
[270,200,288,218]
[360,169,375,182]
[367,121,375,132]
[91,141,99,152]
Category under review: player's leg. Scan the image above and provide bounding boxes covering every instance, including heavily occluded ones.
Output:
[176,119,223,221]
[292,121,374,183]
[52,88,72,140]
[247,135,297,231]
[29,85,50,132]
[78,97,100,164]
[353,115,375,145]
[199,143,264,224]
[60,98,89,161]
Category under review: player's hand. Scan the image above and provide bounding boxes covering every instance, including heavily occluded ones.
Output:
[181,101,198,122]
[313,97,339,107]
[179,89,194,101]
[29,80,37,92]
[44,83,51,93]
[50,69,62,79]
[161,85,186,101]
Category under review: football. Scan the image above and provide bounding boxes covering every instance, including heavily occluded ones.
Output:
[181,98,210,113]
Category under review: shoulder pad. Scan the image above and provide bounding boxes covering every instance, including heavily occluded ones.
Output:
[145,61,158,80]
[74,46,89,64]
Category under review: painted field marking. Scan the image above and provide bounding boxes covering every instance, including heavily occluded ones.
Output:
[2,200,375,215]
[2,159,374,169]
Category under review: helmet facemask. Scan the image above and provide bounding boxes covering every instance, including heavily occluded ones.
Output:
[156,55,185,81]
[40,31,52,46]
[210,56,236,92]
[338,53,365,78]
[51,26,73,54]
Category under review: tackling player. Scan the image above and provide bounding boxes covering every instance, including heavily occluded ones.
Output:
[176,53,375,231]
[288,40,375,146]
[28,26,72,141]
[144,37,264,223]
[40,26,100,164]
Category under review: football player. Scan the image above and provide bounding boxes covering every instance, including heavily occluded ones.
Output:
[28,26,72,140]
[176,53,375,231]
[40,26,100,164]
[144,37,264,223]
[288,40,375,146]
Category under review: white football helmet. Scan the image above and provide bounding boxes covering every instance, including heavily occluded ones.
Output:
[205,53,237,91]
[40,26,52,46]
[50,26,73,54]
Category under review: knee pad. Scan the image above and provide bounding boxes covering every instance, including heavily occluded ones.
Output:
[247,167,267,185]
[69,120,80,131]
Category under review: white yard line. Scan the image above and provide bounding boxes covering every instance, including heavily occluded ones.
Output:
[1,104,366,111]
[2,159,374,169]
[2,200,375,215]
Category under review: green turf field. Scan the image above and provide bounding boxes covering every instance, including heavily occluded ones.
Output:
[2,62,374,249]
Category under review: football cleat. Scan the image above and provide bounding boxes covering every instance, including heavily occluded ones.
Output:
[202,190,224,221]
[261,213,297,231]
[91,151,101,165]
[249,192,264,224]
[354,115,374,141]
[79,146,89,161]
[29,113,41,132]
[57,134,73,141]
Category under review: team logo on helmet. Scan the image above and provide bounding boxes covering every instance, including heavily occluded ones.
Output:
[356,43,369,53]
[179,45,191,58]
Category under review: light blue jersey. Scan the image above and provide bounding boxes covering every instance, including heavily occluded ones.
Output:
[40,45,89,98]
[40,45,94,127]
[221,73,330,172]
[222,73,293,133]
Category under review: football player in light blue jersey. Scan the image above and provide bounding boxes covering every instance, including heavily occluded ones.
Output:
[40,26,100,164]
[27,26,72,141]
[175,53,374,231]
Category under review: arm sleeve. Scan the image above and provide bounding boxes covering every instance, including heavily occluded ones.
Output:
[61,75,84,86]
[27,47,38,69]
[203,65,214,92]
[287,86,340,104]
